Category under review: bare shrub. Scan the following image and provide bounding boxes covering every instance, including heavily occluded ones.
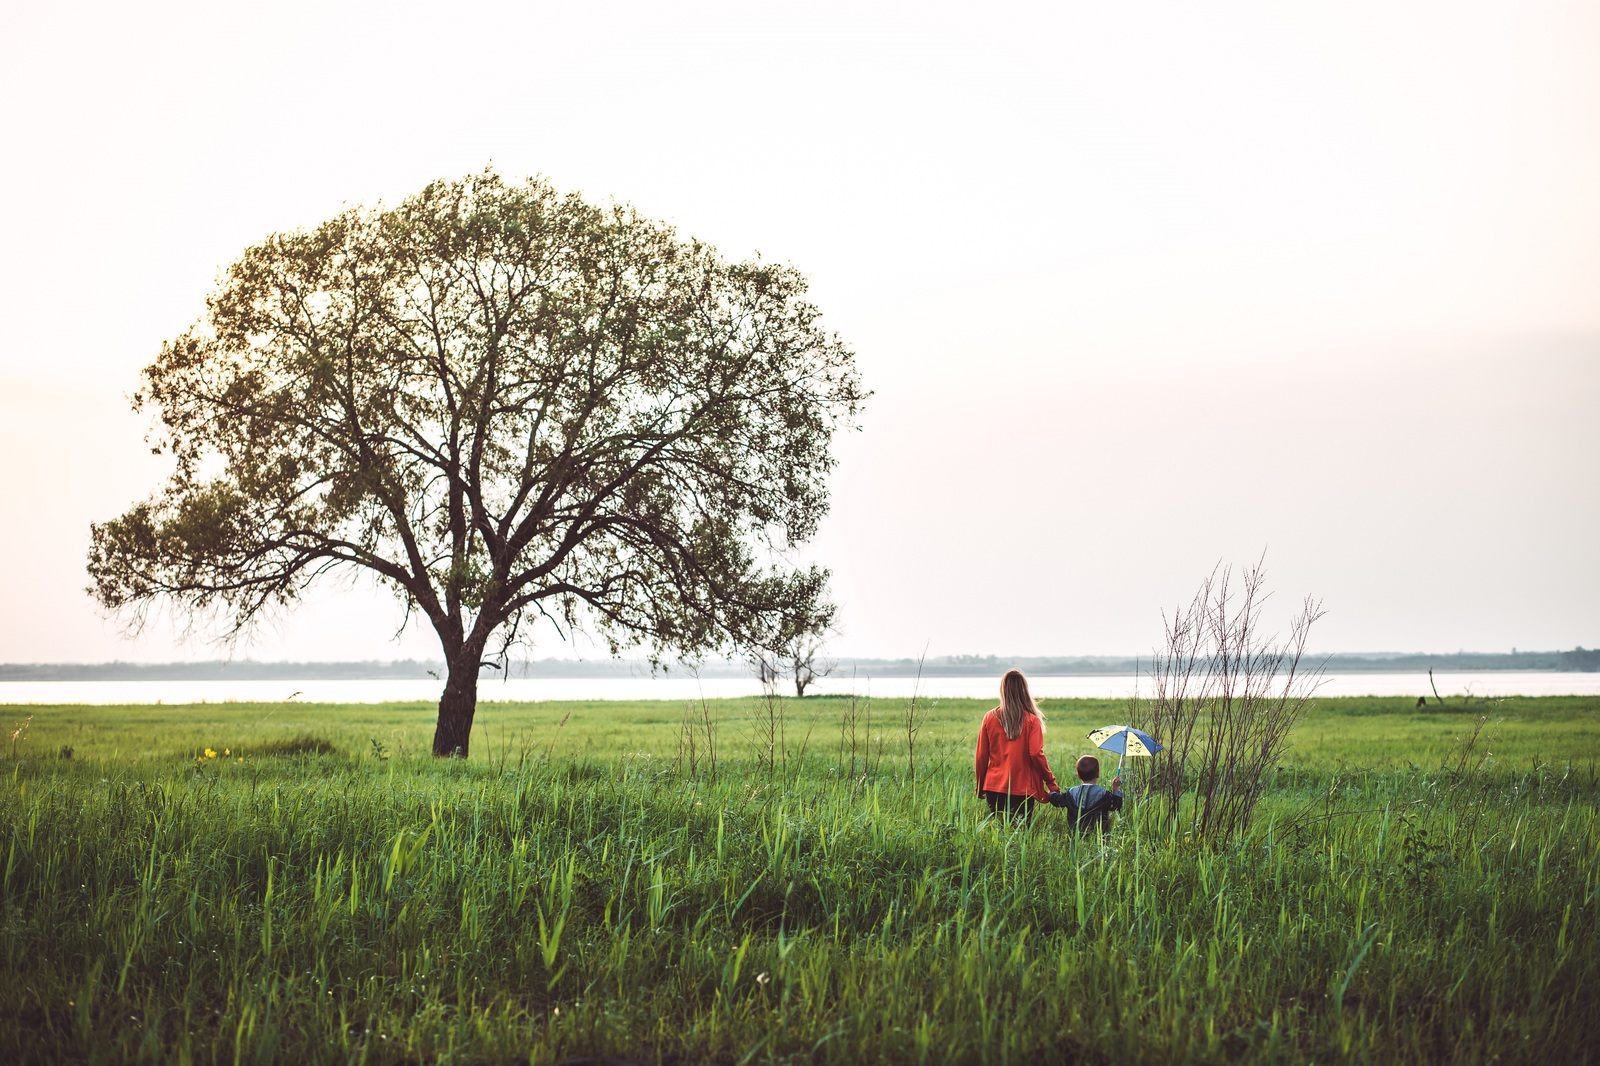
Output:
[751,687,786,780]
[739,687,821,786]
[675,697,719,782]
[839,689,864,778]
[836,684,885,793]
[1136,558,1324,842]
[903,652,931,783]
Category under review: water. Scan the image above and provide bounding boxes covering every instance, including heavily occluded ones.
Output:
[0,671,1595,705]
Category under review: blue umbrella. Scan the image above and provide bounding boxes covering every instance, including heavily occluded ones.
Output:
[1085,724,1164,781]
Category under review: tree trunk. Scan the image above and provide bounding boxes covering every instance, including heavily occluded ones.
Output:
[432,652,481,757]
[794,661,815,698]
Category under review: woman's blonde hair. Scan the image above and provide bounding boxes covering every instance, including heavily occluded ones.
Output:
[999,669,1044,740]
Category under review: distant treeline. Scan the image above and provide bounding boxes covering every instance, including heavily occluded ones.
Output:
[0,660,449,682]
[834,649,1600,676]
[1318,648,1600,673]
[2,648,1597,681]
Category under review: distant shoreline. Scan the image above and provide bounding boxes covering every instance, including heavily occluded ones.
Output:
[3,648,1595,681]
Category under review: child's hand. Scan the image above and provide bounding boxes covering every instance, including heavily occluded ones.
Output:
[1110,776,1123,792]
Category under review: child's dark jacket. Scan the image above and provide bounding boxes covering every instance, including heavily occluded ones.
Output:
[1047,782,1123,832]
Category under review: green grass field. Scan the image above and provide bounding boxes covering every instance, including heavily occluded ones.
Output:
[3,695,1597,1063]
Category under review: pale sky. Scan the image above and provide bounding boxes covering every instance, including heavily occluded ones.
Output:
[1,1,1596,664]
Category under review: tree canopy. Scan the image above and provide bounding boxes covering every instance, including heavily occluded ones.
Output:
[88,171,865,755]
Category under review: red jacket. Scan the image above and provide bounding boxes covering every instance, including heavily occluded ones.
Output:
[975,707,1059,801]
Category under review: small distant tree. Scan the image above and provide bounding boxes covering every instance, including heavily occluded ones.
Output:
[87,171,865,757]
[1135,558,1325,842]
[786,632,835,698]
[752,604,835,697]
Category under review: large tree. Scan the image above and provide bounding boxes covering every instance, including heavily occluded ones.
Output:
[88,171,865,756]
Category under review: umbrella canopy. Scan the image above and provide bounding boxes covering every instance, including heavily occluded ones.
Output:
[1086,724,1164,757]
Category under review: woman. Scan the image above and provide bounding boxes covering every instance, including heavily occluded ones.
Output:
[974,669,1059,818]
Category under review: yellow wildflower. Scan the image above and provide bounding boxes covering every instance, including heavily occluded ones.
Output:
[204,748,217,759]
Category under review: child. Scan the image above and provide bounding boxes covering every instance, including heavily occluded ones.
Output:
[1047,755,1124,832]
